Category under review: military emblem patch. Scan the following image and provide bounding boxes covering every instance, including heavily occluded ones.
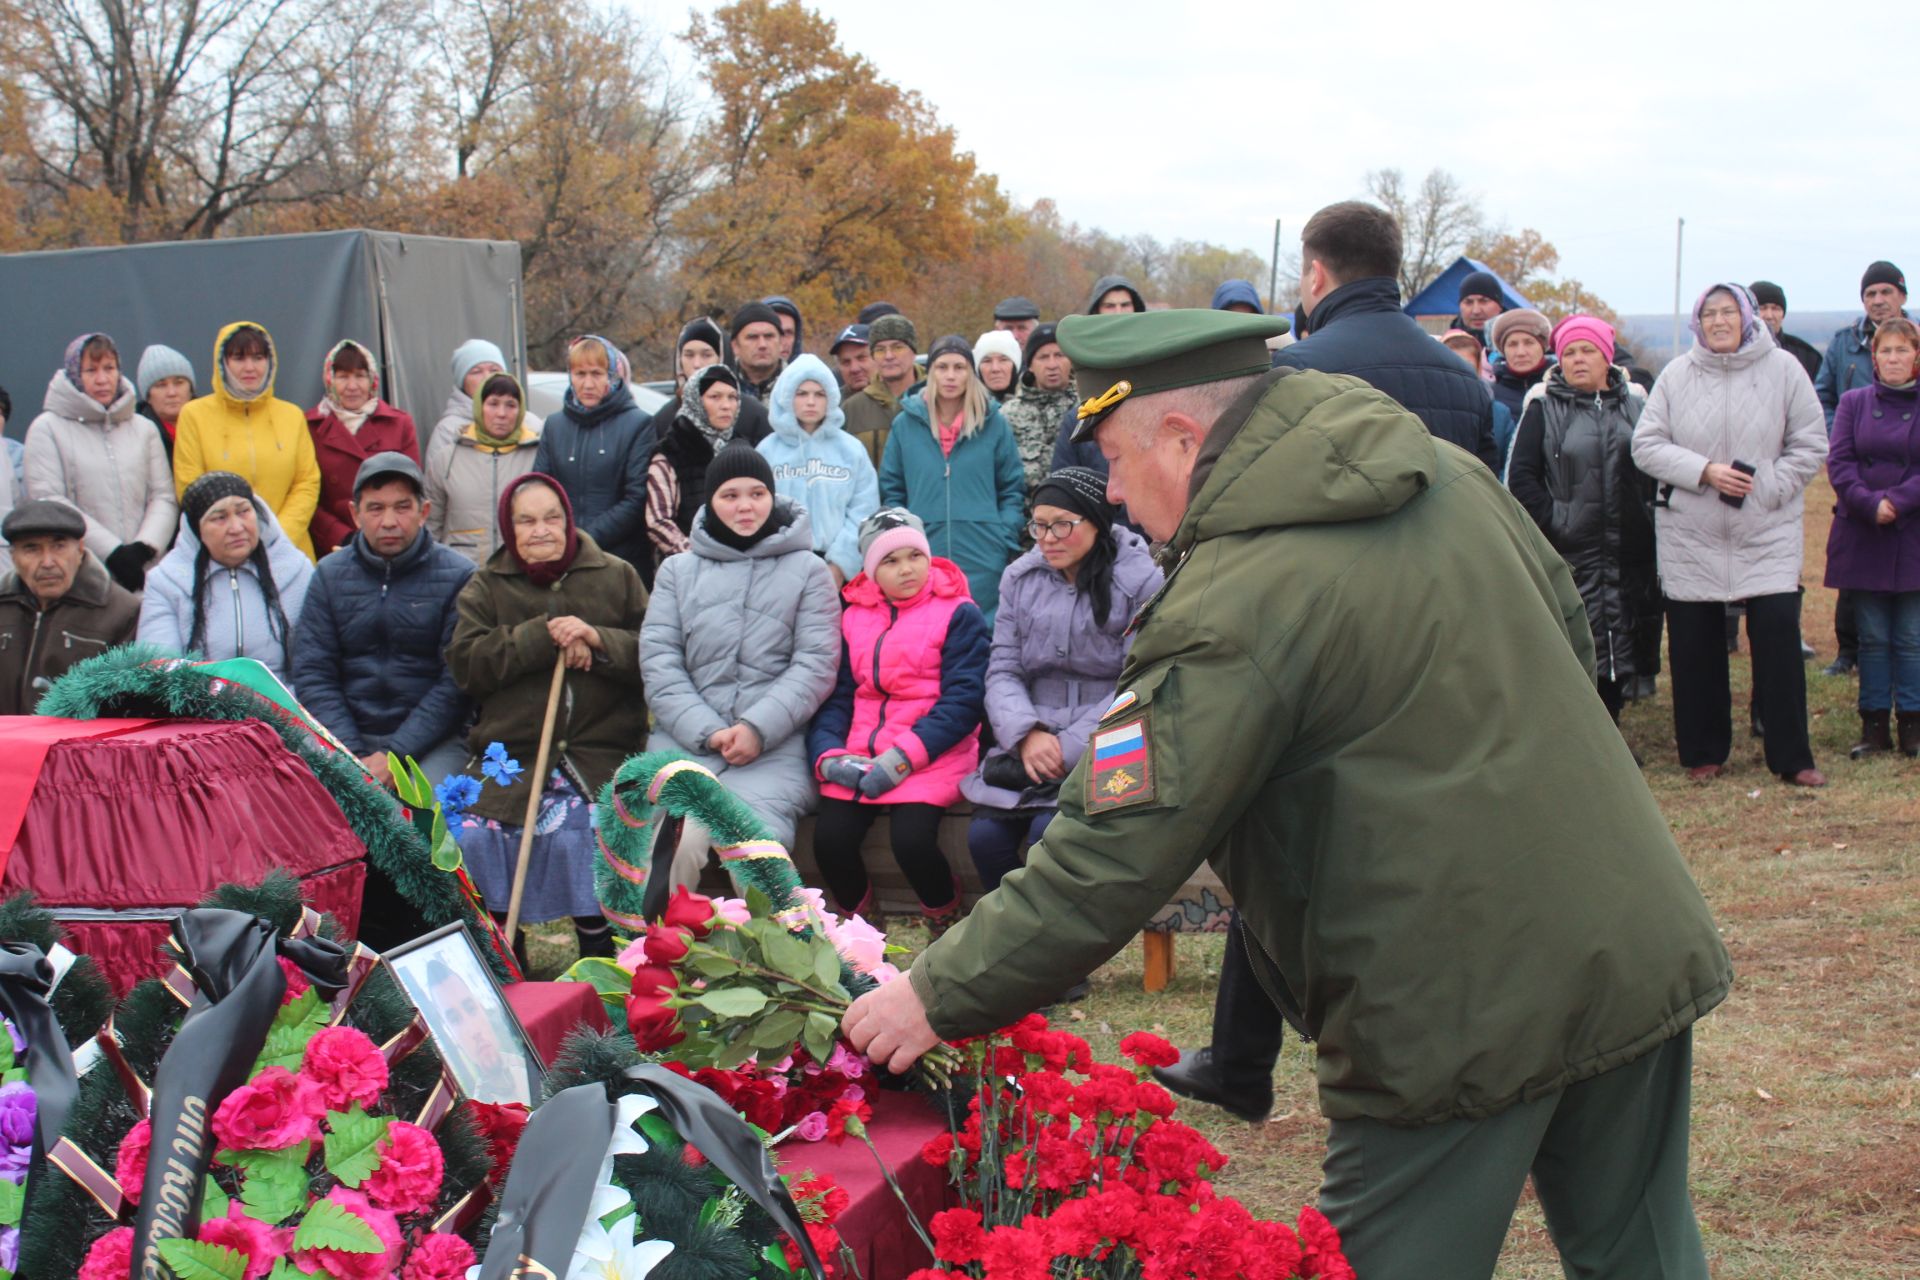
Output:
[1087,717,1155,812]
[1100,689,1138,722]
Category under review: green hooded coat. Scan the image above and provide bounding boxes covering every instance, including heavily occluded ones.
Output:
[911,367,1731,1126]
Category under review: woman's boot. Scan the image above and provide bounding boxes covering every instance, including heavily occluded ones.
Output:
[1851,710,1893,758]
[1897,711,1920,758]
[574,914,616,959]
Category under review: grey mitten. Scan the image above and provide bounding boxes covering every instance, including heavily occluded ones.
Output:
[857,746,914,798]
[819,754,873,790]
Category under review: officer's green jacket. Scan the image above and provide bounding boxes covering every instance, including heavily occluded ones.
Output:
[910,367,1732,1127]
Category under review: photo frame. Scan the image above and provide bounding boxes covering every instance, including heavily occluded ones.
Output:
[383,921,544,1107]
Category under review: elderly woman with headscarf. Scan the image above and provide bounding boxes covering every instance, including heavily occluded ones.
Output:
[425,371,543,566]
[961,467,1163,890]
[759,354,879,586]
[1633,284,1829,787]
[306,340,420,557]
[446,472,649,963]
[137,471,315,684]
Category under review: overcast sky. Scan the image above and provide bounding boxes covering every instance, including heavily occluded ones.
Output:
[628,1,1911,316]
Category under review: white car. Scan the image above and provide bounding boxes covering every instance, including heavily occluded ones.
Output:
[525,372,673,422]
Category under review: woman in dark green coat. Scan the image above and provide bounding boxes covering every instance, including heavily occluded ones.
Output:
[446,471,648,961]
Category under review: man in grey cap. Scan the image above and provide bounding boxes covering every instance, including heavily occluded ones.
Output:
[1,499,140,713]
[830,323,874,396]
[992,296,1042,346]
[292,452,475,785]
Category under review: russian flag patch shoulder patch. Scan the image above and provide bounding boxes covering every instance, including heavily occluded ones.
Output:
[1087,716,1156,812]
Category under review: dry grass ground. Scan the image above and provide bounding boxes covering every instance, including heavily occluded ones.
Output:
[532,473,1920,1277]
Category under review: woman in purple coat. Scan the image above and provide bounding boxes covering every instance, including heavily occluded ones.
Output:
[960,467,1163,890]
[1825,317,1920,758]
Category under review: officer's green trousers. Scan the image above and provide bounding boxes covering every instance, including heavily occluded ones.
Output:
[1318,1029,1708,1280]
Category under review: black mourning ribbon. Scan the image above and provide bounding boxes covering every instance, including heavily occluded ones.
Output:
[0,941,81,1162]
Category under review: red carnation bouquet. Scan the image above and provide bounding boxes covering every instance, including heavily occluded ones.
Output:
[82,984,476,1280]
[888,1015,1354,1279]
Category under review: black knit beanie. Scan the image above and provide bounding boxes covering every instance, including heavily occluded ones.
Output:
[857,301,902,325]
[1748,281,1787,311]
[704,440,775,495]
[1459,270,1502,304]
[679,316,728,362]
[1031,466,1120,626]
[1022,322,1061,369]
[183,470,256,532]
[1861,261,1907,297]
[926,333,975,372]
[729,302,782,338]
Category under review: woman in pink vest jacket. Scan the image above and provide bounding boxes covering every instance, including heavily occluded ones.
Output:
[807,508,989,933]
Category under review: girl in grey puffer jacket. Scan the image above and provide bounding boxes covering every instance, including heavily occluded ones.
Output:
[641,446,841,884]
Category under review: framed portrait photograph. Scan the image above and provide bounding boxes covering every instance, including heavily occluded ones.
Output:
[383,922,544,1107]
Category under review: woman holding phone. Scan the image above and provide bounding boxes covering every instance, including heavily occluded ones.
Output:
[1632,284,1829,786]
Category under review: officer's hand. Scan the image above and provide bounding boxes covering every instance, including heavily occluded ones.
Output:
[1017,729,1066,782]
[842,974,940,1075]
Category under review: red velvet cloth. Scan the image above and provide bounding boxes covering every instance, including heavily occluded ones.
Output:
[0,717,158,878]
[502,981,612,1066]
[794,1089,951,1280]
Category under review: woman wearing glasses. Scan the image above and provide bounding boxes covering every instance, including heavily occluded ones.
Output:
[961,467,1164,897]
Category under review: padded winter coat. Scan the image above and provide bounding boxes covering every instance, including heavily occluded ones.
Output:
[0,551,140,715]
[173,321,323,560]
[640,501,841,843]
[961,528,1163,809]
[1823,382,1920,593]
[290,528,475,758]
[758,356,880,578]
[808,557,989,808]
[1507,367,1656,683]
[305,398,421,557]
[138,498,315,684]
[24,370,178,561]
[878,393,1026,623]
[533,383,656,577]
[1275,276,1499,468]
[425,416,545,567]
[1815,315,1907,426]
[1632,323,1827,602]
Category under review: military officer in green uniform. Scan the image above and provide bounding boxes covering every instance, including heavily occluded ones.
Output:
[843,309,1730,1280]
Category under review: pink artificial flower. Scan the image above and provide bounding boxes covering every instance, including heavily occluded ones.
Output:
[794,1111,829,1142]
[824,913,887,974]
[294,1188,403,1280]
[277,956,311,1006]
[616,936,649,970]
[114,1119,151,1205]
[710,897,752,928]
[302,1026,390,1112]
[211,1067,323,1152]
[198,1206,291,1280]
[400,1232,476,1280]
[77,1228,134,1280]
[363,1121,445,1216]
[825,1043,868,1079]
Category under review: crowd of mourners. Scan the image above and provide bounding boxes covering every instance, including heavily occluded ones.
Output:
[0,200,1912,957]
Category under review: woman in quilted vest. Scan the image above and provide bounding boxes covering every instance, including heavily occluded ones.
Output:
[641,444,841,887]
[1632,284,1829,787]
[806,508,989,934]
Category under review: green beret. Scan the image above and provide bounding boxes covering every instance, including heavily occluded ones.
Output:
[1060,309,1290,442]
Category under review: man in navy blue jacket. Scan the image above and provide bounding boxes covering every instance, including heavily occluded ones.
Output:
[1273,201,1499,470]
[293,453,475,786]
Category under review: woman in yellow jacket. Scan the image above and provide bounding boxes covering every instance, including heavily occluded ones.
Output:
[173,321,322,559]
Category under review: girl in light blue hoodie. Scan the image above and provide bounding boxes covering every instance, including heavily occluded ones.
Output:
[758,354,879,584]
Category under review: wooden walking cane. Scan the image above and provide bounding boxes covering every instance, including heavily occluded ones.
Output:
[503,652,568,943]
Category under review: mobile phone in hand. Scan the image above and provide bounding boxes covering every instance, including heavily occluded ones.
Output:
[1720,459,1756,508]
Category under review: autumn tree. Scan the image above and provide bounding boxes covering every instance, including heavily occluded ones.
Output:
[1470,227,1619,327]
[1365,167,1484,300]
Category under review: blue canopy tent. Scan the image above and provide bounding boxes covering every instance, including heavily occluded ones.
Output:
[1404,256,1531,321]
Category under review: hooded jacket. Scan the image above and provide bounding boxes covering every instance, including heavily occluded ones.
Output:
[1632,287,1829,603]
[532,341,656,578]
[0,550,140,714]
[173,322,323,559]
[1085,274,1146,314]
[1275,277,1499,469]
[138,496,316,684]
[877,391,1027,622]
[424,380,545,567]
[960,527,1163,810]
[758,355,880,578]
[640,500,841,842]
[305,341,422,556]
[1507,365,1657,683]
[912,365,1733,1126]
[1823,381,1920,593]
[291,527,475,758]
[23,369,178,560]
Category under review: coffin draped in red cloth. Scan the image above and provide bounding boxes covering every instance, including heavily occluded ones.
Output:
[0,716,366,993]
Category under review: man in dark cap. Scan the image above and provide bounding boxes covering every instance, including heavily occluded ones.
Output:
[292,453,474,786]
[1454,269,1506,345]
[1749,282,1822,382]
[844,307,1728,1280]
[1001,322,1077,492]
[830,323,873,396]
[1816,260,1909,675]
[991,297,1042,346]
[856,301,902,326]
[1,499,140,713]
[843,313,920,468]
[728,302,787,401]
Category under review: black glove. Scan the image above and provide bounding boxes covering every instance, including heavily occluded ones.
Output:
[104,542,154,591]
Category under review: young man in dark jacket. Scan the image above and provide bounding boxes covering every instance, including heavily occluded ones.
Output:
[1050,274,1150,473]
[292,453,475,786]
[1750,281,1822,382]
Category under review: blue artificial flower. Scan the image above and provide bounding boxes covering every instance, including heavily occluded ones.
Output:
[435,773,483,820]
[481,741,525,786]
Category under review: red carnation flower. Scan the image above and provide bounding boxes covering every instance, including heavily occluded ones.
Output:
[1119,1031,1180,1069]
[114,1119,151,1205]
[301,1025,390,1111]
[401,1232,477,1280]
[978,1223,1053,1280]
[210,1066,323,1152]
[930,1208,987,1264]
[1297,1205,1356,1280]
[824,1096,870,1144]
[364,1120,445,1215]
[276,956,311,1006]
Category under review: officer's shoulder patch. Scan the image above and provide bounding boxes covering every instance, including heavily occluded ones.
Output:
[1086,716,1155,813]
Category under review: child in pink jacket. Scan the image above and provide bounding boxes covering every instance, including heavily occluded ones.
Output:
[807,508,989,932]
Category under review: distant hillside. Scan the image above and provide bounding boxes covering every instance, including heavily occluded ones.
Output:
[1620,310,1856,371]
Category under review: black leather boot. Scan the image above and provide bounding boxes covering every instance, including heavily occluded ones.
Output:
[1150,927,1281,1121]
[1851,710,1893,759]
[1898,711,1920,758]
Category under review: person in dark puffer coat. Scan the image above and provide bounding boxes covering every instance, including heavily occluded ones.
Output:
[533,334,655,579]
[292,453,475,783]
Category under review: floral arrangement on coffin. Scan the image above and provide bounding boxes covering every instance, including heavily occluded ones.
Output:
[1,1016,31,1279]
[891,1017,1355,1280]
[80,980,478,1280]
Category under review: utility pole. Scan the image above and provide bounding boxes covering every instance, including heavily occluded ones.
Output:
[1672,217,1686,361]
[1269,218,1283,312]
